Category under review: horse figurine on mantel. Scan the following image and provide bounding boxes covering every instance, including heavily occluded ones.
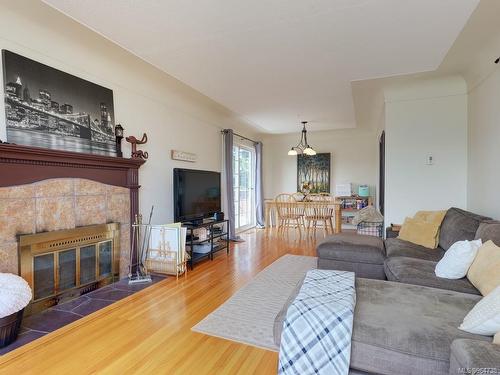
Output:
[126,133,149,159]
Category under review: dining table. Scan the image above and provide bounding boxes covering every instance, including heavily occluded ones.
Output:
[264,199,343,233]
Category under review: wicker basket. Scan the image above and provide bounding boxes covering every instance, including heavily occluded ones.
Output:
[357,221,383,238]
[0,308,24,348]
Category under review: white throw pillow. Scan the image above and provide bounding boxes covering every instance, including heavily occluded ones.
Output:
[459,285,500,335]
[435,239,482,279]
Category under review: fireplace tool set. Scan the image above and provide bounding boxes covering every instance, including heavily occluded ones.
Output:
[128,206,154,285]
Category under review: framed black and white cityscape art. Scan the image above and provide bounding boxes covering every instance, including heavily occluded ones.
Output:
[2,50,117,156]
[297,152,331,193]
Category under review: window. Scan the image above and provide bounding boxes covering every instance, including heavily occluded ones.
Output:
[233,143,255,231]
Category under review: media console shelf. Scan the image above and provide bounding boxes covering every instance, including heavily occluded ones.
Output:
[182,219,230,269]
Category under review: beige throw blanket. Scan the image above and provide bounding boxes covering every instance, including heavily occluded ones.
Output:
[352,206,384,226]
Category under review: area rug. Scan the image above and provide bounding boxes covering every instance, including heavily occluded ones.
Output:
[191,254,317,351]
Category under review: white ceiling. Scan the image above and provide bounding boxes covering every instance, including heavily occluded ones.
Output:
[43,0,479,133]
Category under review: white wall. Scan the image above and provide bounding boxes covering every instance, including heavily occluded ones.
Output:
[0,1,260,224]
[384,76,468,225]
[263,128,378,200]
[461,24,500,219]
[467,66,500,218]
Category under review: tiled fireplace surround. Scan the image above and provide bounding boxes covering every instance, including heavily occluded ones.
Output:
[0,144,149,354]
[0,178,131,278]
[0,143,146,280]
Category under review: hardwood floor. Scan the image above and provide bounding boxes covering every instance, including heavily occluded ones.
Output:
[0,228,323,375]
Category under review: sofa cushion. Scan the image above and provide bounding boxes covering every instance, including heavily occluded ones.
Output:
[384,257,480,295]
[467,240,500,296]
[434,239,482,279]
[318,258,386,280]
[317,233,385,264]
[385,237,445,261]
[398,217,441,249]
[351,279,489,375]
[459,285,500,335]
[475,220,500,246]
[449,339,500,375]
[439,208,491,251]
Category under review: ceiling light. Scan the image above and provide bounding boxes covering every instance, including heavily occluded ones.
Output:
[287,121,316,156]
[303,147,316,156]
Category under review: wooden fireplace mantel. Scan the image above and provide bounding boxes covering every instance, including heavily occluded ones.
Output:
[0,143,145,188]
[0,143,146,272]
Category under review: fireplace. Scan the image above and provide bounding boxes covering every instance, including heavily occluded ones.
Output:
[18,223,120,315]
[0,143,146,307]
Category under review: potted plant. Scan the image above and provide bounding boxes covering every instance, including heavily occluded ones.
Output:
[0,273,32,347]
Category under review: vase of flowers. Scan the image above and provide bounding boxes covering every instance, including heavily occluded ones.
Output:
[301,182,313,201]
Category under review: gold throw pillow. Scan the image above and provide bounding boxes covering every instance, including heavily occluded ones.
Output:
[398,217,441,249]
[413,210,447,225]
[467,240,500,296]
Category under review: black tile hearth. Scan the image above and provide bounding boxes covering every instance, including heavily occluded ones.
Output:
[22,309,82,332]
[71,298,115,316]
[87,287,133,301]
[51,295,90,312]
[0,275,165,356]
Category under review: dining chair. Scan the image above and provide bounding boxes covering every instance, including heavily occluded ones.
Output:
[275,194,304,233]
[304,201,335,235]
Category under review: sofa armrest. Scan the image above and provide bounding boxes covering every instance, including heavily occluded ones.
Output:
[449,339,500,375]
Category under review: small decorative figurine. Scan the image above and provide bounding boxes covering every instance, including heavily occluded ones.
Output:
[126,133,149,159]
[114,124,124,157]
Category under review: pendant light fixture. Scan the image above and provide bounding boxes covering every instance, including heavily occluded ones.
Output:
[288,121,317,156]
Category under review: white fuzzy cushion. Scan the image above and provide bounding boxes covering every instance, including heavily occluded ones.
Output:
[435,239,482,279]
[0,273,32,318]
[460,285,500,335]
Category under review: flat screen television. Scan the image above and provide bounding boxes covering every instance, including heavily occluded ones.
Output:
[173,168,221,223]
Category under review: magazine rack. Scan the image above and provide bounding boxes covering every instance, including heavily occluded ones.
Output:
[145,224,188,279]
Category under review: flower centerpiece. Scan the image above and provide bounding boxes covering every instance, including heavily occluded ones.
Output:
[301,181,313,201]
[0,273,32,347]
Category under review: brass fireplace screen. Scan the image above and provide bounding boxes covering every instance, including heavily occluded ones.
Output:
[18,223,120,315]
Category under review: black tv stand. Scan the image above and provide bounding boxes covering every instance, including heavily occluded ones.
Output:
[185,219,203,226]
[182,219,230,269]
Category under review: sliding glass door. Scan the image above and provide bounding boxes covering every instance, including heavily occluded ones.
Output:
[233,143,255,231]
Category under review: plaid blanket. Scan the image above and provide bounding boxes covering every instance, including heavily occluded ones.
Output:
[278,270,356,375]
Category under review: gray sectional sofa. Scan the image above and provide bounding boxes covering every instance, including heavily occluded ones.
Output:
[384,209,500,295]
[317,207,499,293]
[274,277,493,375]
[274,208,500,374]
